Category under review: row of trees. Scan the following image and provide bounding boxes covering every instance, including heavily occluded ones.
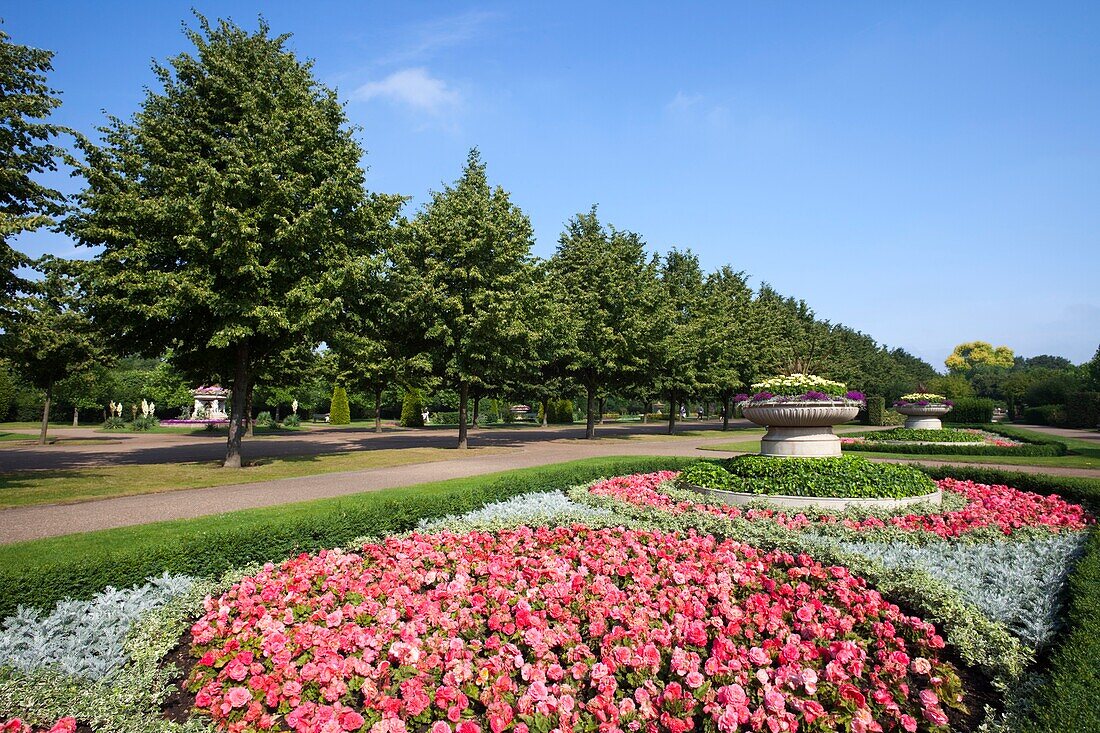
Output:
[2,16,938,460]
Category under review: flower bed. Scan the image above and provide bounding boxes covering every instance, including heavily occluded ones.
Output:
[894,394,952,408]
[739,374,864,406]
[187,526,964,732]
[586,472,1092,540]
[842,426,1067,457]
[860,429,991,444]
[158,419,229,426]
[678,456,937,499]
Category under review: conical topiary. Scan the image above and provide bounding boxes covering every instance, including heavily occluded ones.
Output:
[329,384,351,425]
[400,389,425,427]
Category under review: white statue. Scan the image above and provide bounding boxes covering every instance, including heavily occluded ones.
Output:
[292,399,299,415]
[115,402,123,417]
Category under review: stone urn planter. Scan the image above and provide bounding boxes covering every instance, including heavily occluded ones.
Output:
[895,403,953,430]
[741,402,860,457]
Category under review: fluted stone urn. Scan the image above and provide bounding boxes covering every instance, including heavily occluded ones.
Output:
[742,402,861,458]
[895,403,953,430]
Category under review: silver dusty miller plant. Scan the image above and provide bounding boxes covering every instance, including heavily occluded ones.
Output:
[0,573,194,679]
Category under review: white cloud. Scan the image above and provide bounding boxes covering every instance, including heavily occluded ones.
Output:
[352,68,461,114]
[666,91,703,112]
[379,10,499,66]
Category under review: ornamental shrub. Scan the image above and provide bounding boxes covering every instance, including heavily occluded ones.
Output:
[254,411,274,428]
[864,395,886,425]
[945,397,994,423]
[328,385,351,425]
[1022,404,1066,426]
[102,416,126,430]
[1064,391,1100,429]
[679,455,937,499]
[547,398,574,424]
[281,414,301,428]
[129,416,158,431]
[399,390,424,427]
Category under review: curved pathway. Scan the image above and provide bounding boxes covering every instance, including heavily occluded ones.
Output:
[2,422,1098,544]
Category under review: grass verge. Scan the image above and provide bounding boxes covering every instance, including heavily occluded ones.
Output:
[0,447,504,509]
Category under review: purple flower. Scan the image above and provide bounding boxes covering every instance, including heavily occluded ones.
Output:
[945,400,954,407]
[751,391,773,401]
[845,390,866,402]
[733,393,749,403]
[801,391,830,401]
[917,399,930,406]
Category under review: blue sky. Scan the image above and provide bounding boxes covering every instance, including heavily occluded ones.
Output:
[6,1,1099,368]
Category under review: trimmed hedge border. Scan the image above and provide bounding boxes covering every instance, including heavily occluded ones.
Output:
[914,464,1100,733]
[0,456,696,619]
[843,423,1068,457]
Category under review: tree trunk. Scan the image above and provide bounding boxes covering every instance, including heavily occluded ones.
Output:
[72,406,79,427]
[541,397,549,427]
[585,385,597,439]
[275,404,281,423]
[457,381,469,449]
[642,400,650,424]
[39,383,52,445]
[374,388,383,433]
[722,396,731,431]
[224,344,250,468]
[471,390,480,429]
[245,385,255,437]
[598,397,606,425]
[667,398,677,435]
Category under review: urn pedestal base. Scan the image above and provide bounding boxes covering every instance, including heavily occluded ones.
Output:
[760,426,842,458]
[895,404,952,432]
[903,416,943,430]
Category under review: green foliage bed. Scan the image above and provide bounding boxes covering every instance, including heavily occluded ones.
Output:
[863,427,982,443]
[677,455,937,499]
[843,424,1068,457]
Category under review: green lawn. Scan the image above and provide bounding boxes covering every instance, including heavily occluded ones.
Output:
[0,432,36,442]
[0,446,505,509]
[700,424,1100,469]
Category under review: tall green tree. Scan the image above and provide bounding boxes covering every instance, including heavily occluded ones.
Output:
[652,249,711,434]
[2,257,101,443]
[329,197,430,433]
[702,266,754,429]
[394,148,536,449]
[0,28,70,312]
[945,341,1015,373]
[67,16,378,467]
[549,207,660,439]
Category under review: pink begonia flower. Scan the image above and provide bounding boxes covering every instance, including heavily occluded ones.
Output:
[226,686,252,708]
[185,525,970,733]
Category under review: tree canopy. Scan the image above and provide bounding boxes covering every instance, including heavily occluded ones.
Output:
[0,28,70,312]
[66,15,381,466]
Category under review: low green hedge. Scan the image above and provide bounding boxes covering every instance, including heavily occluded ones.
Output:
[0,456,696,618]
[1016,528,1100,732]
[678,455,937,499]
[843,424,1068,457]
[907,463,1100,732]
